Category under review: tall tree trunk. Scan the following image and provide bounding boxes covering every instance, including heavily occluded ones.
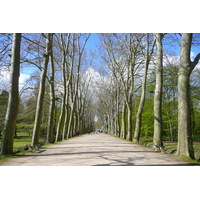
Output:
[107,115,110,134]
[55,33,70,142]
[32,33,51,146]
[153,33,163,148]
[46,34,55,143]
[67,105,74,139]
[55,69,66,141]
[126,102,132,140]
[1,33,21,155]
[62,88,69,140]
[115,85,120,137]
[126,35,134,141]
[114,86,119,137]
[176,33,200,158]
[134,34,156,143]
[120,101,126,139]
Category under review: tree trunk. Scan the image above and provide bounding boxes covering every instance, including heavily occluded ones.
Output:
[32,33,51,146]
[153,33,163,148]
[120,101,126,139]
[1,33,21,155]
[134,34,151,143]
[62,89,69,140]
[67,104,74,139]
[176,33,200,158]
[55,74,66,141]
[46,34,55,143]
[114,85,120,137]
[55,33,70,142]
[126,53,134,140]
[126,102,132,141]
[177,69,193,157]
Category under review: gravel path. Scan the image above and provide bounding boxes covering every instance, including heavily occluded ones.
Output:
[0,133,191,166]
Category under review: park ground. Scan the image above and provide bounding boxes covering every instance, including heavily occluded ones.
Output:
[0,133,198,166]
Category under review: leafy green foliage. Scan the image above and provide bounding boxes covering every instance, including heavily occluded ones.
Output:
[0,90,8,134]
[119,65,200,145]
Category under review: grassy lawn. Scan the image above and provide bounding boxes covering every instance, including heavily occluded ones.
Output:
[0,132,45,153]
[0,132,49,163]
[14,132,32,148]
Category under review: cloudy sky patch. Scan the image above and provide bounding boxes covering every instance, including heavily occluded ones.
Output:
[0,68,31,92]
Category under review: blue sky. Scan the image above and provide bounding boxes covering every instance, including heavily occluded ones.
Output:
[85,33,100,51]
[2,33,200,93]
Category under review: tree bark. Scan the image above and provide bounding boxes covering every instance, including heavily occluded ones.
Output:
[134,34,149,142]
[1,33,21,155]
[153,33,163,148]
[32,33,51,146]
[120,101,126,139]
[134,34,155,143]
[55,33,70,142]
[126,102,132,141]
[176,33,200,158]
[46,34,55,143]
[62,86,69,140]
[114,83,120,137]
[55,62,66,141]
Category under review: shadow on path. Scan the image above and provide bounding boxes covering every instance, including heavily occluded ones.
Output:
[15,150,158,157]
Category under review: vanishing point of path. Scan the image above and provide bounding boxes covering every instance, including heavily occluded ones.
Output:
[0,133,191,166]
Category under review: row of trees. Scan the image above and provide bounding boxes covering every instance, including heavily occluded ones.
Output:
[1,33,200,159]
[96,33,200,158]
[0,33,94,155]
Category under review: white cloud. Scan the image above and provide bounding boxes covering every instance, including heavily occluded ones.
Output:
[191,51,195,60]
[19,73,30,84]
[82,67,103,92]
[0,67,10,91]
[0,67,31,92]
[163,54,180,66]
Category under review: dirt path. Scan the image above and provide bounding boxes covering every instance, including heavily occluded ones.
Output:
[0,133,191,166]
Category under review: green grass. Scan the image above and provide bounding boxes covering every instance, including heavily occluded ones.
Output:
[14,137,32,147]
[0,149,30,163]
[13,132,32,152]
[179,155,200,165]
[1,132,45,163]
[137,136,200,164]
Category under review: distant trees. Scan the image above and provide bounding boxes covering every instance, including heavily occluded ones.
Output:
[99,33,143,141]
[97,33,200,159]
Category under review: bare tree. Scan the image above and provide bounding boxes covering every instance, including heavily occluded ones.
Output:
[67,34,91,138]
[133,34,155,142]
[100,33,139,140]
[55,33,70,142]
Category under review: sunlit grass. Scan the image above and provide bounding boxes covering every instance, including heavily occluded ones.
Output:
[138,136,200,162]
[13,132,32,150]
